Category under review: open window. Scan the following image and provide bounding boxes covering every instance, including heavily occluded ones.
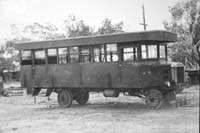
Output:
[70,47,79,63]
[93,45,105,63]
[21,50,32,65]
[34,50,46,65]
[141,45,158,59]
[58,48,68,64]
[47,48,57,64]
[106,44,118,62]
[81,48,91,63]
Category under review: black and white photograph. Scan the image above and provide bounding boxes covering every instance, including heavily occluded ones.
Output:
[0,0,199,132]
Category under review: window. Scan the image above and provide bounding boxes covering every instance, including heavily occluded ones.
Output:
[106,44,118,62]
[122,46,138,61]
[159,45,166,58]
[93,45,105,62]
[70,47,79,63]
[34,50,46,65]
[47,48,57,64]
[81,48,90,63]
[21,50,32,65]
[142,45,157,59]
[58,48,68,64]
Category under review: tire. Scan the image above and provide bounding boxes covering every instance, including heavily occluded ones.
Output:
[75,92,89,105]
[145,89,164,109]
[57,89,73,108]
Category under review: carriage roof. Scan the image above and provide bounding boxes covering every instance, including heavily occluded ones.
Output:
[15,30,177,50]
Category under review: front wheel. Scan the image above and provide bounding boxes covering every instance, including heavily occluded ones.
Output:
[75,92,89,105]
[57,89,73,108]
[145,89,164,109]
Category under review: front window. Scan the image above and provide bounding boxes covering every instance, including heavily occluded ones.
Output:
[142,45,158,59]
[70,47,79,63]
[21,50,32,65]
[106,44,118,62]
[34,50,46,65]
[159,45,166,58]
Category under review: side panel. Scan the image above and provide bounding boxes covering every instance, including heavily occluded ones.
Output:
[139,64,170,88]
[120,62,142,88]
[22,62,170,91]
[33,64,81,88]
[20,65,34,94]
[81,62,120,88]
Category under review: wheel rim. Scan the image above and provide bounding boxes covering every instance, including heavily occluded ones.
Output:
[58,90,72,108]
[145,89,163,109]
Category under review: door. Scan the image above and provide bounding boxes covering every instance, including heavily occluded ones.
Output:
[119,44,141,88]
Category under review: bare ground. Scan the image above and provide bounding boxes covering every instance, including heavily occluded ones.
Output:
[0,85,199,133]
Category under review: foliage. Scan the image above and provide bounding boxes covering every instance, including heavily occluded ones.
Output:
[0,16,125,71]
[164,0,200,68]
[64,16,94,37]
[96,18,124,35]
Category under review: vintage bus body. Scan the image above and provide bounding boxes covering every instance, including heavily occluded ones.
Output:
[15,30,184,109]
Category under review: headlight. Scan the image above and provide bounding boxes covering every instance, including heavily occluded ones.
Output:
[165,81,171,87]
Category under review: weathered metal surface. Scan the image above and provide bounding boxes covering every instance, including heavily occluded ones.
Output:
[20,60,171,94]
[15,30,177,50]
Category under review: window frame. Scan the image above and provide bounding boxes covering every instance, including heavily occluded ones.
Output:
[141,44,158,60]
[34,49,46,65]
[80,47,91,63]
[58,47,68,64]
[106,43,119,62]
[47,48,58,64]
[69,46,80,63]
[21,50,33,65]
[159,45,167,59]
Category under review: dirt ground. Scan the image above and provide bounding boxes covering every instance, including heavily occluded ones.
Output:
[0,85,199,133]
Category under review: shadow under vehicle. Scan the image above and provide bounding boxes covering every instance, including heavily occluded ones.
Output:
[15,30,185,109]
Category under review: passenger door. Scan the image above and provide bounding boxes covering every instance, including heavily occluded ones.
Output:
[119,44,141,88]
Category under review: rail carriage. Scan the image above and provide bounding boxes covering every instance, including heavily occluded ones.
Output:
[15,30,185,109]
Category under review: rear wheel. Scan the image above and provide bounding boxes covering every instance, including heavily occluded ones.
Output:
[75,92,89,105]
[57,89,73,108]
[145,89,163,109]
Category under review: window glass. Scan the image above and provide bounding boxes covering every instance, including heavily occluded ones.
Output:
[34,50,45,65]
[122,46,138,61]
[58,48,68,64]
[70,47,79,63]
[160,45,166,58]
[123,47,133,61]
[106,44,118,62]
[93,45,105,62]
[47,48,57,64]
[21,50,32,65]
[148,45,157,58]
[81,48,90,63]
[141,45,157,59]
[142,45,147,59]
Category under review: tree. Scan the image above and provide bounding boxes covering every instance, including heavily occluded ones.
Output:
[64,16,94,37]
[23,22,65,41]
[164,0,200,68]
[97,18,124,35]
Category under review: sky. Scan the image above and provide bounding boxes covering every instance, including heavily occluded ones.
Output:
[0,0,181,42]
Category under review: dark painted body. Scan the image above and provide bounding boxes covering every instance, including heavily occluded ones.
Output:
[21,60,171,94]
[15,30,182,95]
